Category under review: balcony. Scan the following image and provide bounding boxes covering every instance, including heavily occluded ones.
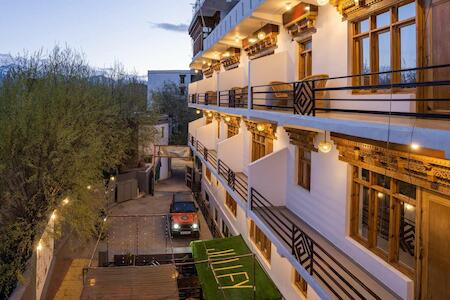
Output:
[249,187,399,300]
[188,134,248,202]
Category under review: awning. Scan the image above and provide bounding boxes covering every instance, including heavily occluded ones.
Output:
[191,235,281,300]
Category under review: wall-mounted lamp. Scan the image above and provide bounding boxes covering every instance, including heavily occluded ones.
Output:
[318,131,333,153]
[410,143,420,150]
[224,116,231,122]
[317,0,329,6]
[256,123,266,132]
[257,31,266,40]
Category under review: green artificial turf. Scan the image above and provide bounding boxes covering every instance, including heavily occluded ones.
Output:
[191,235,281,300]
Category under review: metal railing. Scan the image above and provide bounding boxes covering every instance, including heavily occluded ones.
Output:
[218,89,248,108]
[250,188,383,300]
[189,135,248,202]
[190,64,450,119]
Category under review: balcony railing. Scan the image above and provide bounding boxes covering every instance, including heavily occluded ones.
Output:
[218,89,248,108]
[188,134,248,202]
[250,188,389,300]
[189,64,450,119]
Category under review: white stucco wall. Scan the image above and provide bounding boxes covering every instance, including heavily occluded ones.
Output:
[217,132,245,173]
[196,123,216,150]
[188,116,206,138]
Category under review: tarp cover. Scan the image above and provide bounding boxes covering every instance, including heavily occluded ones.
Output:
[191,235,281,300]
[156,145,191,158]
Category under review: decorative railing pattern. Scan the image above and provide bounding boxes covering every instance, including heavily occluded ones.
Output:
[189,64,450,119]
[218,89,248,108]
[250,188,383,300]
[188,134,248,202]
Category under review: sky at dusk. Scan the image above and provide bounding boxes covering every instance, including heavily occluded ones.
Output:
[0,0,194,75]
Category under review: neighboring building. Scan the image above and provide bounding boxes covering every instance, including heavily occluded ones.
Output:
[147,70,198,108]
[187,1,450,300]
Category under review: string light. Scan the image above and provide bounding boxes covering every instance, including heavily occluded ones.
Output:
[62,197,70,205]
[110,176,116,181]
[87,185,92,190]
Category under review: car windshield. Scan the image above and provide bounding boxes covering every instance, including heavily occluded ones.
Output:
[172,202,196,213]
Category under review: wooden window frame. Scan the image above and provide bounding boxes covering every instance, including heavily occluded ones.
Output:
[294,270,308,297]
[249,220,272,262]
[297,147,311,191]
[205,167,212,182]
[350,0,417,93]
[350,165,417,277]
[227,124,239,138]
[225,192,237,217]
[251,132,273,162]
[298,39,312,80]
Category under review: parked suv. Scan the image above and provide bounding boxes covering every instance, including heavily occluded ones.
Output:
[169,192,200,238]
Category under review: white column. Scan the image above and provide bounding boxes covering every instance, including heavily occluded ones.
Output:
[247,59,252,110]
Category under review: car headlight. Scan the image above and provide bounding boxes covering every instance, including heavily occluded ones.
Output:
[173,223,180,230]
[192,223,199,229]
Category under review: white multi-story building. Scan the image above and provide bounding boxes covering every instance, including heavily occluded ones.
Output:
[147,70,197,108]
[186,0,450,299]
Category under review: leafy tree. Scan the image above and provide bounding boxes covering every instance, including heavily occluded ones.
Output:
[151,82,199,145]
[0,47,157,297]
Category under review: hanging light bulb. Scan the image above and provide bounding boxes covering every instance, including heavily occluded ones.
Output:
[318,131,333,153]
[62,197,70,206]
[256,123,265,132]
[257,31,266,40]
[87,185,92,190]
[317,0,329,5]
[224,116,231,122]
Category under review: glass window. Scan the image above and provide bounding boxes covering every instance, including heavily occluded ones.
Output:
[400,24,417,83]
[376,11,390,28]
[378,31,391,84]
[361,168,370,181]
[304,40,312,50]
[294,271,308,296]
[398,2,416,20]
[298,148,311,190]
[376,192,390,253]
[375,173,391,189]
[398,181,416,199]
[398,202,415,269]
[358,186,370,240]
[358,19,370,33]
[225,192,237,217]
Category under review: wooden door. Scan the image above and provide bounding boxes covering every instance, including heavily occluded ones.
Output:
[420,190,450,299]
[430,0,450,112]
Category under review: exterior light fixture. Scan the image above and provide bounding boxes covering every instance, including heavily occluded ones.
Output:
[354,0,359,5]
[62,197,70,205]
[285,2,292,11]
[377,192,384,199]
[318,131,333,153]
[256,123,265,132]
[37,241,43,251]
[223,51,230,58]
[196,109,201,114]
[89,278,96,287]
[317,0,329,6]
[411,143,420,150]
[248,37,258,44]
[404,203,414,211]
[234,36,240,42]
[194,69,199,74]
[103,217,107,222]
[110,176,116,181]
[257,31,266,40]
[224,116,231,122]
[202,60,206,64]
[207,112,213,117]
[87,185,92,190]
[305,5,311,11]
[207,62,212,67]
[51,211,56,221]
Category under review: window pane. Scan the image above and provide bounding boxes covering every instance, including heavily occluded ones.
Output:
[361,168,370,181]
[398,2,416,20]
[398,202,416,269]
[358,186,370,240]
[376,11,390,28]
[400,24,417,82]
[398,181,416,199]
[303,40,312,50]
[375,173,391,189]
[378,31,391,84]
[358,19,369,33]
[360,37,371,84]
[376,192,390,253]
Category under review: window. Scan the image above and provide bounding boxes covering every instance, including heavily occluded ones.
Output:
[217,121,220,138]
[179,74,186,84]
[160,127,165,138]
[227,124,239,138]
[297,148,311,190]
[179,86,186,95]
[294,271,308,297]
[351,1,417,86]
[225,192,237,217]
[350,166,416,275]
[249,220,271,261]
[222,220,230,237]
[251,132,273,162]
[299,39,312,80]
[205,167,211,182]
[214,206,219,223]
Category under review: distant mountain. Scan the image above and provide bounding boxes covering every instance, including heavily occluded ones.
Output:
[0,54,13,66]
